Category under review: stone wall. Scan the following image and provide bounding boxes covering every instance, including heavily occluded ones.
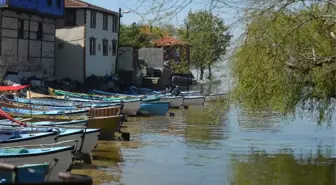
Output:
[0,9,56,80]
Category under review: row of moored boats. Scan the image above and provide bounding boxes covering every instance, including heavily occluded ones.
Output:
[0,85,207,183]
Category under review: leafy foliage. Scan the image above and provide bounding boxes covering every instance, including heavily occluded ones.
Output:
[178,10,231,79]
[119,23,154,48]
[232,3,336,123]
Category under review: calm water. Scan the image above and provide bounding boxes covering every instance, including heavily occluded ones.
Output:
[73,103,335,185]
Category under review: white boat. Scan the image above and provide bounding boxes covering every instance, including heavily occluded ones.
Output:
[25,127,100,164]
[0,144,74,181]
[0,121,99,164]
[204,93,228,102]
[0,130,58,148]
[78,128,100,156]
[121,100,141,116]
[24,124,99,163]
[159,96,184,108]
[183,96,205,106]
[181,91,201,96]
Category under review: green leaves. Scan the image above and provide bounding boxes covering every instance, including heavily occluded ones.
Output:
[178,10,232,69]
[232,3,336,123]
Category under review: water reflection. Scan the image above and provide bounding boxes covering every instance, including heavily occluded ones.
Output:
[72,141,124,185]
[230,147,335,185]
[183,102,230,147]
[237,108,283,132]
[76,103,335,185]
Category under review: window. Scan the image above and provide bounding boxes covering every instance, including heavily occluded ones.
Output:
[18,19,24,39]
[112,15,118,32]
[36,22,43,40]
[90,11,96,28]
[103,14,108,30]
[65,9,76,26]
[47,0,52,6]
[112,39,117,56]
[56,0,61,8]
[103,39,108,56]
[89,37,96,55]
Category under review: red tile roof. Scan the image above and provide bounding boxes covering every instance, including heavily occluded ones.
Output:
[65,0,118,15]
[154,36,187,47]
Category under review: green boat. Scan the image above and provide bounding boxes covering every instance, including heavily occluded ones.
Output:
[49,88,160,103]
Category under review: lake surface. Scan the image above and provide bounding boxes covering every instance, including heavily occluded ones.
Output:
[73,103,335,185]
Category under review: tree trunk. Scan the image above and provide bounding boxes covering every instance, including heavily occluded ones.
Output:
[207,64,212,80]
[200,67,204,80]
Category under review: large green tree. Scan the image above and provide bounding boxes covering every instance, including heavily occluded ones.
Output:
[232,3,336,123]
[119,23,153,48]
[178,10,231,80]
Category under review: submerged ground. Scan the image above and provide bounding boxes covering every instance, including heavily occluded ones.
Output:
[72,102,335,185]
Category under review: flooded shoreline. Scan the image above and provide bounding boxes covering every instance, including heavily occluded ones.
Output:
[72,103,335,185]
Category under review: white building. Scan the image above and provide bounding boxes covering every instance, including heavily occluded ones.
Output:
[55,0,119,82]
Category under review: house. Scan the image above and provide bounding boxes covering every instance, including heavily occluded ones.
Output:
[153,36,189,64]
[55,0,119,83]
[0,0,64,80]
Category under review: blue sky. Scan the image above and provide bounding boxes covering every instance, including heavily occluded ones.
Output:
[83,0,239,26]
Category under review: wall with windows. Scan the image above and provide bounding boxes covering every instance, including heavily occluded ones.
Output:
[55,9,85,82]
[0,9,56,79]
[85,9,118,77]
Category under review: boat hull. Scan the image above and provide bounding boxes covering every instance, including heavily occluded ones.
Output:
[55,130,84,153]
[79,129,100,155]
[0,146,74,181]
[139,102,169,116]
[183,96,205,106]
[159,96,184,108]
[122,100,141,116]
[0,132,58,148]
[204,93,227,102]
[87,115,122,140]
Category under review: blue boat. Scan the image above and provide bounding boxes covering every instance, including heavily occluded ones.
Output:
[5,96,120,108]
[139,102,169,116]
[120,86,201,96]
[0,162,50,183]
[1,107,88,117]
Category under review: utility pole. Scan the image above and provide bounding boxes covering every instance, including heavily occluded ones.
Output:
[115,8,122,75]
[186,23,190,92]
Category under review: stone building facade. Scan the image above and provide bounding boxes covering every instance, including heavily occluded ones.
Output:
[0,0,64,80]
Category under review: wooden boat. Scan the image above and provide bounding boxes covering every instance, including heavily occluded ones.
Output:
[21,127,99,164]
[1,98,121,117]
[0,130,58,148]
[64,97,140,116]
[9,115,124,141]
[0,119,99,164]
[49,87,160,103]
[5,95,120,109]
[139,102,169,116]
[1,107,89,117]
[158,96,184,108]
[26,90,65,99]
[17,90,137,116]
[183,96,206,106]
[0,144,74,181]
[91,89,184,108]
[126,86,201,96]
